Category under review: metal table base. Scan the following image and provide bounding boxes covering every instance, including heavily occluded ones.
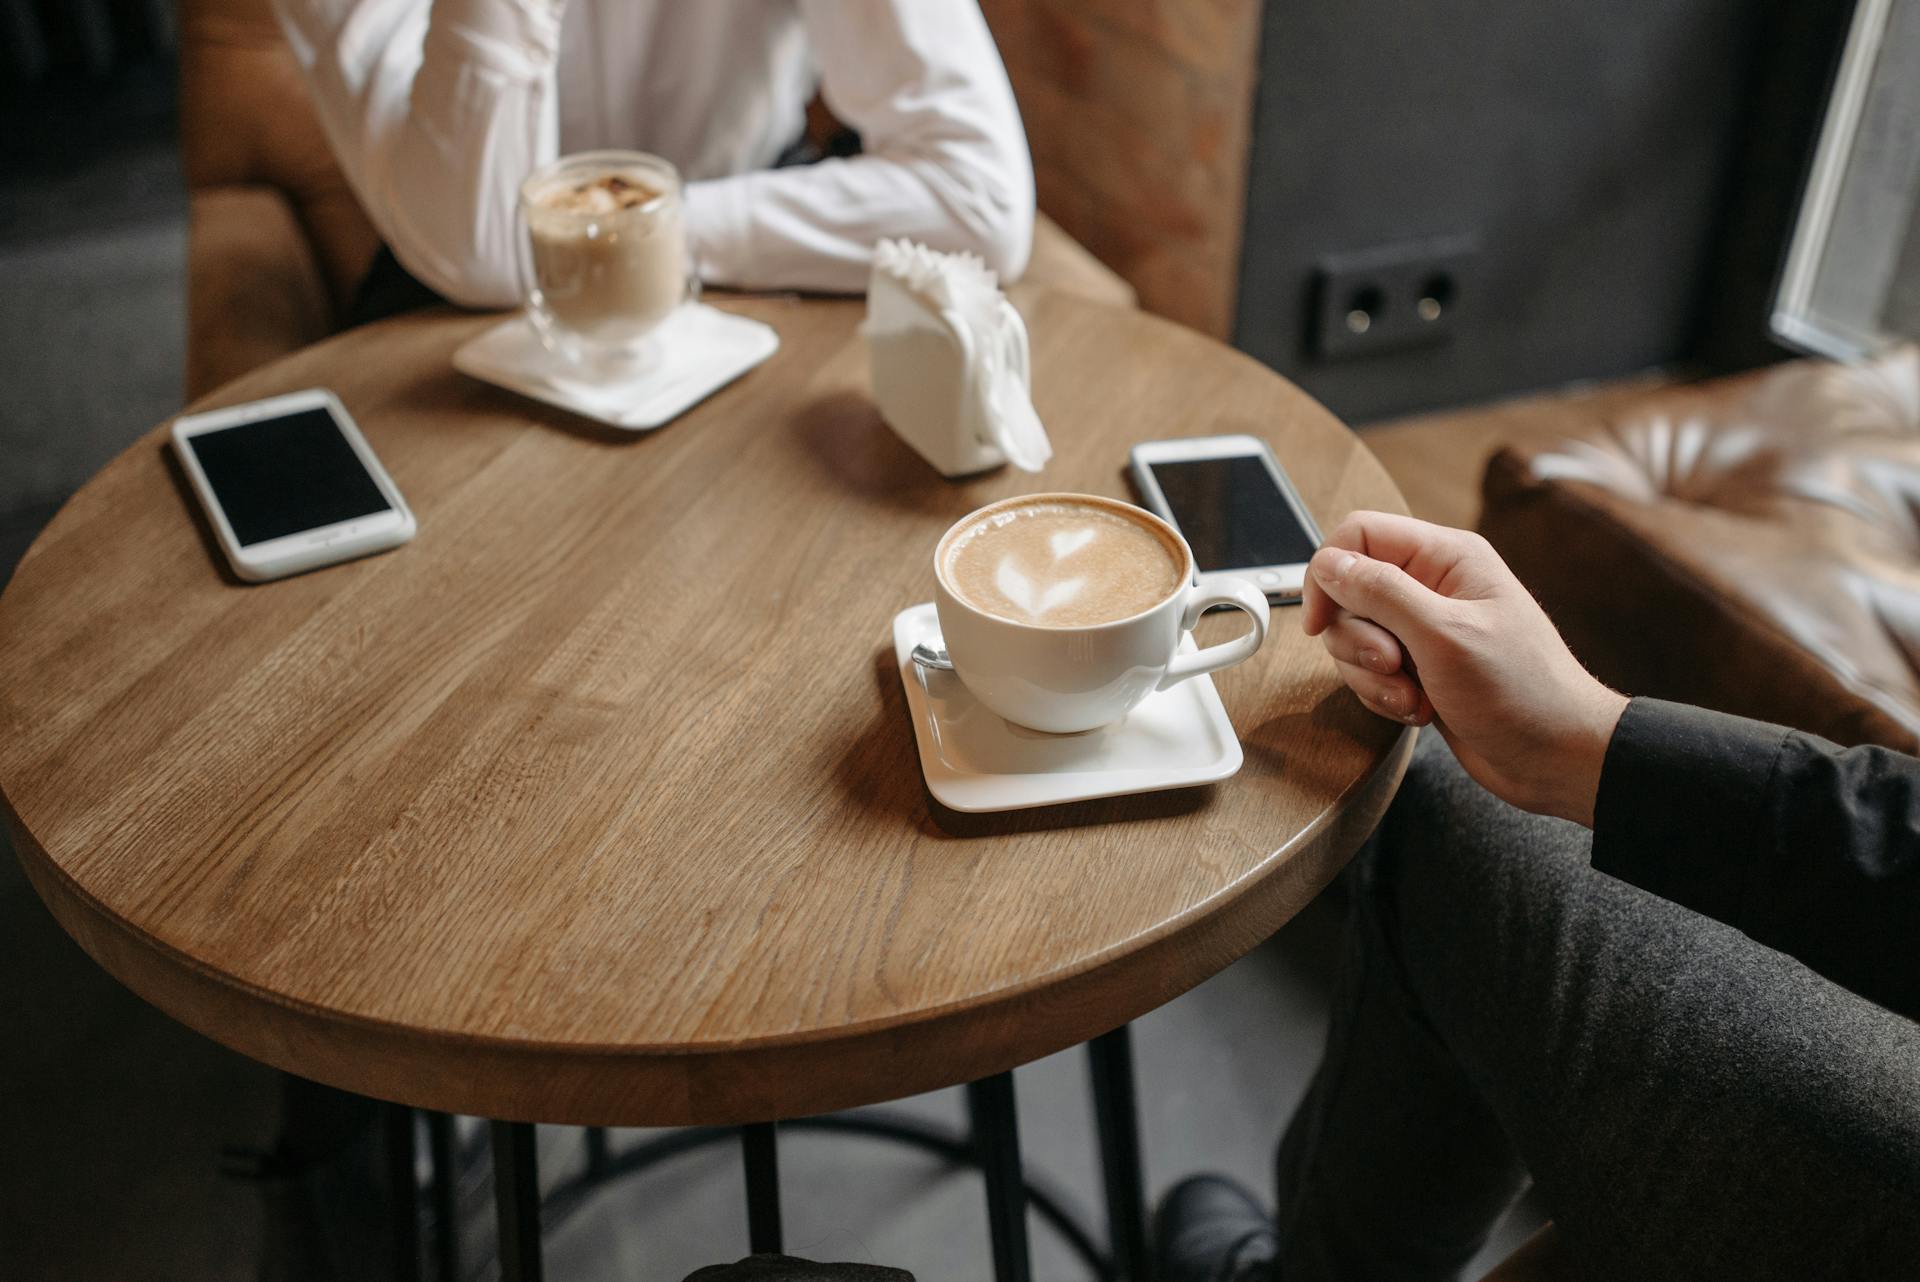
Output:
[388,1024,1152,1282]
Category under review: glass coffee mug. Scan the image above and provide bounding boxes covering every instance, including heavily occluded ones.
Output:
[933,494,1271,733]
[518,150,700,375]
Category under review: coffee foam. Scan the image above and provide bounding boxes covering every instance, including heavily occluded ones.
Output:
[529,172,663,219]
[942,500,1185,628]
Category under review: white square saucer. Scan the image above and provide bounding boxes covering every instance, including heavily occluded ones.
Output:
[452,303,780,431]
[892,602,1243,813]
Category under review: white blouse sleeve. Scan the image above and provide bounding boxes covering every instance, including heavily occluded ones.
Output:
[682,0,1036,293]
[272,0,563,307]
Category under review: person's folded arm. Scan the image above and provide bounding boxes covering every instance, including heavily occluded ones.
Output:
[684,0,1035,293]
[272,0,562,307]
[1593,698,1920,1019]
[1294,510,1919,1020]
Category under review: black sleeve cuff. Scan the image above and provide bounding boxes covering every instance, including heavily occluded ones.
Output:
[1590,697,1794,929]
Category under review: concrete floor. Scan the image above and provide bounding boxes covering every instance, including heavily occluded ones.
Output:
[0,115,1545,1282]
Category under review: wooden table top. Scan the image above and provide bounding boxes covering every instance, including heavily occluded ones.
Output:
[0,291,1412,1126]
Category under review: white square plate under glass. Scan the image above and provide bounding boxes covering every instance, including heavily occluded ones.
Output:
[891,602,1243,813]
[452,303,780,430]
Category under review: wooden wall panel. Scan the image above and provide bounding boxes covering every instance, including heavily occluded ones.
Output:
[981,0,1264,338]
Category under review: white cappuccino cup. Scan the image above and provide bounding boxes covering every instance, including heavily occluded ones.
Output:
[932,493,1270,734]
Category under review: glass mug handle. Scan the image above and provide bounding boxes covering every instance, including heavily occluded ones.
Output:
[1157,578,1271,691]
[517,236,575,360]
[682,253,702,310]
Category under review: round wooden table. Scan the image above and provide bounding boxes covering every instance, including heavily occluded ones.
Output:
[0,290,1411,1281]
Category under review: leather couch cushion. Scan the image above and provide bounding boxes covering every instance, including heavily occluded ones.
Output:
[1481,349,1920,751]
[180,0,381,317]
[186,186,335,401]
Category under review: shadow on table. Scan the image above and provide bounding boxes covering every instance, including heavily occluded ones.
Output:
[791,389,979,514]
[834,646,1214,839]
[158,442,248,588]
[396,362,659,448]
[1239,686,1393,785]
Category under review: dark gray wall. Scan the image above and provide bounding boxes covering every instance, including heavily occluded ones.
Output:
[0,0,174,89]
[1234,0,1852,422]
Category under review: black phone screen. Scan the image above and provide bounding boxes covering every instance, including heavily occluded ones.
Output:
[1149,455,1318,571]
[187,409,392,547]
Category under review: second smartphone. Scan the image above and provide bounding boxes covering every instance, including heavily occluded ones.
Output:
[171,388,415,582]
[1129,434,1323,601]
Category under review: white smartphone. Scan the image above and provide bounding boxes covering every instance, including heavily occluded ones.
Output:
[170,388,415,582]
[1129,434,1323,601]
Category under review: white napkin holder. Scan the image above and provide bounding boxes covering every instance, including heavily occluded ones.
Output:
[866,241,1049,478]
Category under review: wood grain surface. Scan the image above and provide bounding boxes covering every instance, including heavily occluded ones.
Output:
[0,292,1411,1125]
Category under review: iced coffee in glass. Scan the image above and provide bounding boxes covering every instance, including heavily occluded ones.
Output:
[520,151,694,374]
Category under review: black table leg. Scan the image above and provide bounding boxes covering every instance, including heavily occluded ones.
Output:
[968,1072,1033,1282]
[741,1121,784,1255]
[1089,1025,1151,1281]
[384,1103,421,1282]
[491,1121,544,1282]
[426,1111,459,1282]
[585,1126,612,1180]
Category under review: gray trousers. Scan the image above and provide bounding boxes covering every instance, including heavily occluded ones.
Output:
[1275,733,1920,1281]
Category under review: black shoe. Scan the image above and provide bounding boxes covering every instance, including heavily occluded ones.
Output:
[1152,1174,1280,1282]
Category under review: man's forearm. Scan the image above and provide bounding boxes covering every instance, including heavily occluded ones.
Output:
[689,0,1033,293]
[685,155,1029,293]
[1592,698,1920,1018]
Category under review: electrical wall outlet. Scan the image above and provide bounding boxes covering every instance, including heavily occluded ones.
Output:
[1310,237,1478,361]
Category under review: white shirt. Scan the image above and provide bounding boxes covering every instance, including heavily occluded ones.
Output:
[272,0,1036,307]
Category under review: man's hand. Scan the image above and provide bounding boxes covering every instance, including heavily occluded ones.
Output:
[1302,510,1629,826]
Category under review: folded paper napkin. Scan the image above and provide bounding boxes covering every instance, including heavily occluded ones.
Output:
[867,238,1051,476]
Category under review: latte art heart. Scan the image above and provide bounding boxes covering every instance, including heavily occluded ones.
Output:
[944,499,1184,627]
[994,558,1087,619]
[1049,527,1096,560]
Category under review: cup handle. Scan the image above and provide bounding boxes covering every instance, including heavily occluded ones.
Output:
[1157,578,1271,691]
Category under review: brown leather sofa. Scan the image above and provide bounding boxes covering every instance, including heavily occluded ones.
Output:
[1482,348,1920,752]
[178,0,1136,403]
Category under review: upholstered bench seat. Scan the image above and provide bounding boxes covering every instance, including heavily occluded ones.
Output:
[1479,349,1920,751]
